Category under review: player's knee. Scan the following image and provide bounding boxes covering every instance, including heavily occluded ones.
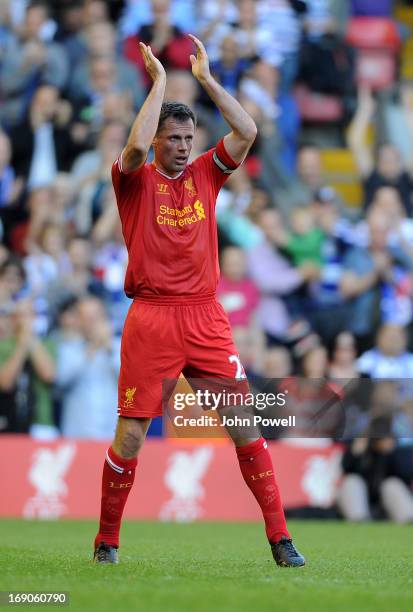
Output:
[380,476,413,523]
[114,418,149,458]
[380,476,403,496]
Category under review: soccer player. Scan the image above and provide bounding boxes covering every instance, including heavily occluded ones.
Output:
[93,35,305,568]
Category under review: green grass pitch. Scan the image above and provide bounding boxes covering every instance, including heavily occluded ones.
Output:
[1,519,412,612]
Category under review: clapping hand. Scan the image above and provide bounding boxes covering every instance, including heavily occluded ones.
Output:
[188,34,211,83]
[138,42,166,82]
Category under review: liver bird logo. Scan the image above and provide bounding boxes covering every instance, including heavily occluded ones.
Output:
[184,177,197,197]
[124,387,136,408]
[194,200,206,220]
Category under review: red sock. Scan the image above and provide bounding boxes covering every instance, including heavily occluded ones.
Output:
[236,438,290,543]
[94,447,137,549]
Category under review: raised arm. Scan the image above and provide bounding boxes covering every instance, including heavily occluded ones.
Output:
[347,87,376,179]
[401,84,413,176]
[188,34,257,164]
[121,43,166,173]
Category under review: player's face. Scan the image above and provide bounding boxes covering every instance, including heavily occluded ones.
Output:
[153,118,195,176]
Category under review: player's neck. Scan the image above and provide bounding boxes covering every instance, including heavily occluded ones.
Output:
[153,162,184,180]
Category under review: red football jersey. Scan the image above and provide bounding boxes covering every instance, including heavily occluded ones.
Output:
[112,140,238,298]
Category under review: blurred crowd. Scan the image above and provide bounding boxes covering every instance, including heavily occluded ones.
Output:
[1,0,413,519]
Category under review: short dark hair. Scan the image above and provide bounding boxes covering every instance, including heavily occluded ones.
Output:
[157,102,196,134]
[27,1,50,16]
[0,255,26,281]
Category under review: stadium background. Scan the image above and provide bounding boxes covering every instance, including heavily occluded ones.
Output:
[0,2,413,610]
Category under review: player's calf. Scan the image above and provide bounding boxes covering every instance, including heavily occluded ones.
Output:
[234,437,306,568]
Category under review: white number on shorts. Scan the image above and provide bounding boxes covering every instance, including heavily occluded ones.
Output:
[228,354,246,380]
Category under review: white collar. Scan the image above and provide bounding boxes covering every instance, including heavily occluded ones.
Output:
[154,166,184,180]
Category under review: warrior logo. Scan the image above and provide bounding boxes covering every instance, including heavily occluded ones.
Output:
[156,183,169,194]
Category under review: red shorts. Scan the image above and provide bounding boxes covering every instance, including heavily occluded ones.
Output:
[118,295,245,418]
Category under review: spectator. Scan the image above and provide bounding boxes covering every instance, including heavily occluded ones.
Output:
[300,345,329,377]
[74,128,121,237]
[92,218,130,335]
[337,422,413,523]
[210,35,250,98]
[198,0,237,63]
[0,254,27,307]
[230,0,272,62]
[340,211,413,350]
[296,145,328,193]
[23,187,55,255]
[163,70,217,142]
[217,246,259,327]
[0,1,69,125]
[247,208,314,343]
[0,243,9,267]
[357,324,413,378]
[0,298,55,434]
[240,59,279,126]
[261,346,292,378]
[355,186,413,259]
[348,87,413,215]
[71,120,127,185]
[351,0,394,17]
[54,0,86,67]
[24,222,68,292]
[120,0,196,39]
[49,173,76,227]
[240,58,300,178]
[231,324,266,377]
[47,235,102,314]
[329,332,358,379]
[276,144,335,216]
[76,55,121,106]
[282,345,344,439]
[256,0,302,91]
[299,1,354,100]
[123,0,193,88]
[10,85,77,191]
[277,206,325,268]
[164,69,198,107]
[50,295,79,342]
[303,0,338,40]
[254,345,293,440]
[82,0,109,26]
[68,21,144,119]
[56,295,119,439]
[0,130,23,208]
[218,164,254,216]
[0,0,15,65]
[24,221,68,333]
[216,172,266,250]
[302,191,355,344]
[53,1,111,83]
